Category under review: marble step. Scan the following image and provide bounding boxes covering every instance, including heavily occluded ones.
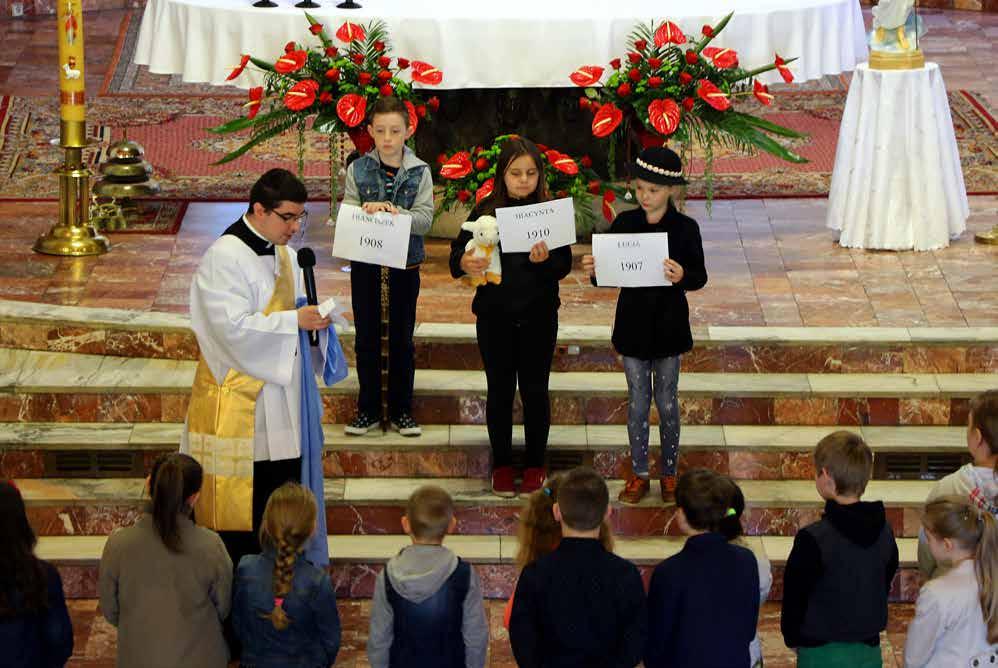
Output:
[1,349,992,426]
[38,534,923,603]
[0,422,970,481]
[17,477,934,539]
[1,299,995,373]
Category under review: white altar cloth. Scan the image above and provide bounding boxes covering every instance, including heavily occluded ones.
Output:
[826,63,968,251]
[134,0,867,89]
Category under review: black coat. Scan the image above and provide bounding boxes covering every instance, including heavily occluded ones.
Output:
[593,205,707,359]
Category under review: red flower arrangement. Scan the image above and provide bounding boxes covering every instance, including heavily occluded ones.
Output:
[210,16,443,167]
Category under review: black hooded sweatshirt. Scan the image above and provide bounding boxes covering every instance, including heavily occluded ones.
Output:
[781,499,900,648]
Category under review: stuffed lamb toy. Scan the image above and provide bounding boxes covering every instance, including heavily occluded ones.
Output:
[461,216,502,287]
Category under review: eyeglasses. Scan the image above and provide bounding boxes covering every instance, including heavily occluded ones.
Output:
[270,209,309,225]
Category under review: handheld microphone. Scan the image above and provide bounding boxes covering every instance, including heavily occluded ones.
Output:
[297,247,319,347]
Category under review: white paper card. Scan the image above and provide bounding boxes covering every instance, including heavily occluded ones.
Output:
[317,297,338,319]
[332,203,413,269]
[592,233,670,287]
[495,197,577,253]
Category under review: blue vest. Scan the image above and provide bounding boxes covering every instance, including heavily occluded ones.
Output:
[351,151,428,265]
[385,558,470,668]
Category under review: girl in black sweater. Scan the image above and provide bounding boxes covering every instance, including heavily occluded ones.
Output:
[582,146,707,505]
[449,136,573,498]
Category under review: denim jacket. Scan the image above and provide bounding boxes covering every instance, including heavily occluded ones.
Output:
[343,146,434,266]
[232,551,341,668]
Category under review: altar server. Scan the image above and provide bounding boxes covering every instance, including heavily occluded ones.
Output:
[181,168,347,568]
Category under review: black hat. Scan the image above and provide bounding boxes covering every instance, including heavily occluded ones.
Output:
[629,146,687,186]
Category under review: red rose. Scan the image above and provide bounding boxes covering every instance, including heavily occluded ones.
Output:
[335,21,365,43]
[244,86,263,120]
[648,57,662,69]
[351,53,365,65]
[627,52,642,64]
[647,76,663,88]
[416,104,427,118]
[682,97,695,111]
[753,80,774,106]
[275,50,308,74]
[319,91,333,104]
[396,57,410,69]
[617,82,632,97]
[324,67,340,82]
[379,84,393,96]
[284,41,296,53]
[678,72,693,85]
[475,178,494,205]
[378,55,391,68]
[325,46,338,57]
[696,78,730,111]
[440,151,473,179]
[685,50,698,65]
[475,157,489,171]
[336,93,367,127]
[373,40,385,52]
[226,54,250,82]
[578,96,591,111]
[592,102,623,137]
[580,155,592,168]
[309,23,323,35]
[654,21,686,47]
[427,96,440,112]
[358,72,372,86]
[411,61,443,85]
[609,57,621,70]
[628,68,641,82]
[569,65,604,87]
[457,190,471,203]
[377,70,392,82]
[283,79,319,111]
[437,154,447,164]
[588,180,601,194]
[634,39,648,52]
[702,25,714,37]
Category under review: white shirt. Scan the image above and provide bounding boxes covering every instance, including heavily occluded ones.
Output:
[904,559,997,668]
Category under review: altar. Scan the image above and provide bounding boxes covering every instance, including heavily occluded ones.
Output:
[134,0,868,89]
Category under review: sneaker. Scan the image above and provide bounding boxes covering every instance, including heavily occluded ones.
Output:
[344,413,379,435]
[660,475,677,503]
[491,466,517,498]
[390,413,422,437]
[618,475,650,504]
[520,467,547,494]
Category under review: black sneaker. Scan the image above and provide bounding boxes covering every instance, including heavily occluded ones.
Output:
[391,413,422,437]
[344,413,379,435]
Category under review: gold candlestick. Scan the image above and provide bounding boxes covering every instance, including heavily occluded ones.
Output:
[33,0,109,256]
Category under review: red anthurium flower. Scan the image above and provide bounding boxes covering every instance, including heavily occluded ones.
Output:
[319,91,333,104]
[648,57,662,69]
[647,98,681,136]
[569,65,604,87]
[416,104,427,118]
[634,39,648,52]
[627,52,642,64]
[244,86,263,119]
[775,54,794,83]
[437,153,447,164]
[654,21,686,47]
[617,82,632,97]
[427,96,440,112]
[697,79,730,111]
[678,72,693,85]
[284,41,296,53]
[373,40,385,52]
[557,189,568,198]
[358,72,372,86]
[457,190,471,203]
[753,80,774,106]
[592,102,623,138]
[440,151,473,179]
[325,67,340,82]
[648,76,663,88]
[609,57,621,70]
[309,23,323,35]
[275,50,307,74]
[702,25,714,37]
[336,93,367,127]
[403,100,418,131]
[411,61,443,85]
[226,54,250,82]
[325,46,338,57]
[685,50,699,65]
[580,155,593,168]
[682,97,695,111]
[335,21,365,43]
[475,178,495,205]
[377,70,392,82]
[396,57,410,69]
[378,55,391,68]
[284,79,319,111]
[536,143,549,152]
[379,84,393,96]
[628,68,641,82]
[351,53,365,65]
[546,150,579,175]
[703,47,738,69]
[587,180,601,194]
[601,190,617,223]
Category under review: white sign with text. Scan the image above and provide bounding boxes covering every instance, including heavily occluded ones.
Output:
[495,197,577,253]
[332,204,413,269]
[592,232,670,287]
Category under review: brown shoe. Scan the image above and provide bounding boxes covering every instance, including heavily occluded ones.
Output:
[660,475,677,503]
[618,475,650,504]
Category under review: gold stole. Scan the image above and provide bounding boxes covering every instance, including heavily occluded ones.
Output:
[187,245,296,531]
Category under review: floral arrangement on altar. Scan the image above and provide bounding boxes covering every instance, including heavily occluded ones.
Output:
[436,134,625,234]
[571,13,807,200]
[209,16,442,170]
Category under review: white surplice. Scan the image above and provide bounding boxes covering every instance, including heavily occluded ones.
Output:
[180,218,306,462]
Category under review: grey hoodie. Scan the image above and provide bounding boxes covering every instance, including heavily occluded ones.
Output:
[918,464,998,578]
[367,544,488,668]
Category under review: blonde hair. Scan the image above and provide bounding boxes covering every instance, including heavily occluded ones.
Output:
[515,473,614,570]
[406,485,454,542]
[923,496,998,643]
[258,483,317,631]
[814,430,873,497]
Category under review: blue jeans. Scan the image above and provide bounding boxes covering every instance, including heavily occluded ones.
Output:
[622,355,680,477]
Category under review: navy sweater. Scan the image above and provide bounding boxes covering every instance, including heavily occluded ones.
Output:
[645,532,760,668]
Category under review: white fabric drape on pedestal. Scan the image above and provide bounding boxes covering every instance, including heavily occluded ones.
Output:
[827,63,968,251]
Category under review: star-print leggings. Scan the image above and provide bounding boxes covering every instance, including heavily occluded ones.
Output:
[622,355,681,478]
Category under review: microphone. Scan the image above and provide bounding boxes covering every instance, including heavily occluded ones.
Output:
[297,247,319,347]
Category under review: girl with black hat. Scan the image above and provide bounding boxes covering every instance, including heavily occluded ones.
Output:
[582,146,708,505]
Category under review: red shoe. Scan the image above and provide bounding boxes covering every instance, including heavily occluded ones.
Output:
[492,466,517,498]
[618,475,650,505]
[660,475,677,503]
[520,467,547,494]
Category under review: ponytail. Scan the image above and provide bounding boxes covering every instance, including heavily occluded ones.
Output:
[977,511,998,643]
[719,479,746,542]
[258,483,317,631]
[149,454,202,553]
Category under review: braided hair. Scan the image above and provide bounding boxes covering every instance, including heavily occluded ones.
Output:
[258,483,317,631]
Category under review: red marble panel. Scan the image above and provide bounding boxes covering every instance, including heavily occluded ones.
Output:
[837,398,900,426]
[728,452,782,480]
[769,567,784,601]
[0,322,51,351]
[780,452,816,479]
[0,396,23,421]
[742,507,813,536]
[899,398,951,425]
[104,330,166,357]
[322,395,356,424]
[28,506,141,536]
[592,449,628,479]
[553,347,620,373]
[466,450,491,478]
[903,507,923,539]
[950,398,971,427]
[56,565,99,599]
[326,506,402,535]
[837,398,866,426]
[0,449,45,477]
[679,397,713,425]
[162,332,200,360]
[584,397,629,425]
[326,451,367,476]
[97,394,162,422]
[677,451,729,476]
[458,396,487,424]
[45,326,107,355]
[839,347,904,373]
[365,452,414,477]
[20,394,101,422]
[885,507,907,537]
[712,398,775,425]
[679,347,723,372]
[610,506,680,536]
[329,563,382,598]
[901,346,968,373]
[426,342,482,370]
[550,397,585,424]
[475,564,518,599]
[774,398,839,425]
[414,450,472,477]
[160,394,189,422]
[454,506,519,535]
[966,346,998,373]
[723,345,841,373]
[412,396,460,424]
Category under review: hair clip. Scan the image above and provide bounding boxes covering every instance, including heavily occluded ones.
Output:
[725,508,737,517]
[542,487,552,497]
[274,597,285,608]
